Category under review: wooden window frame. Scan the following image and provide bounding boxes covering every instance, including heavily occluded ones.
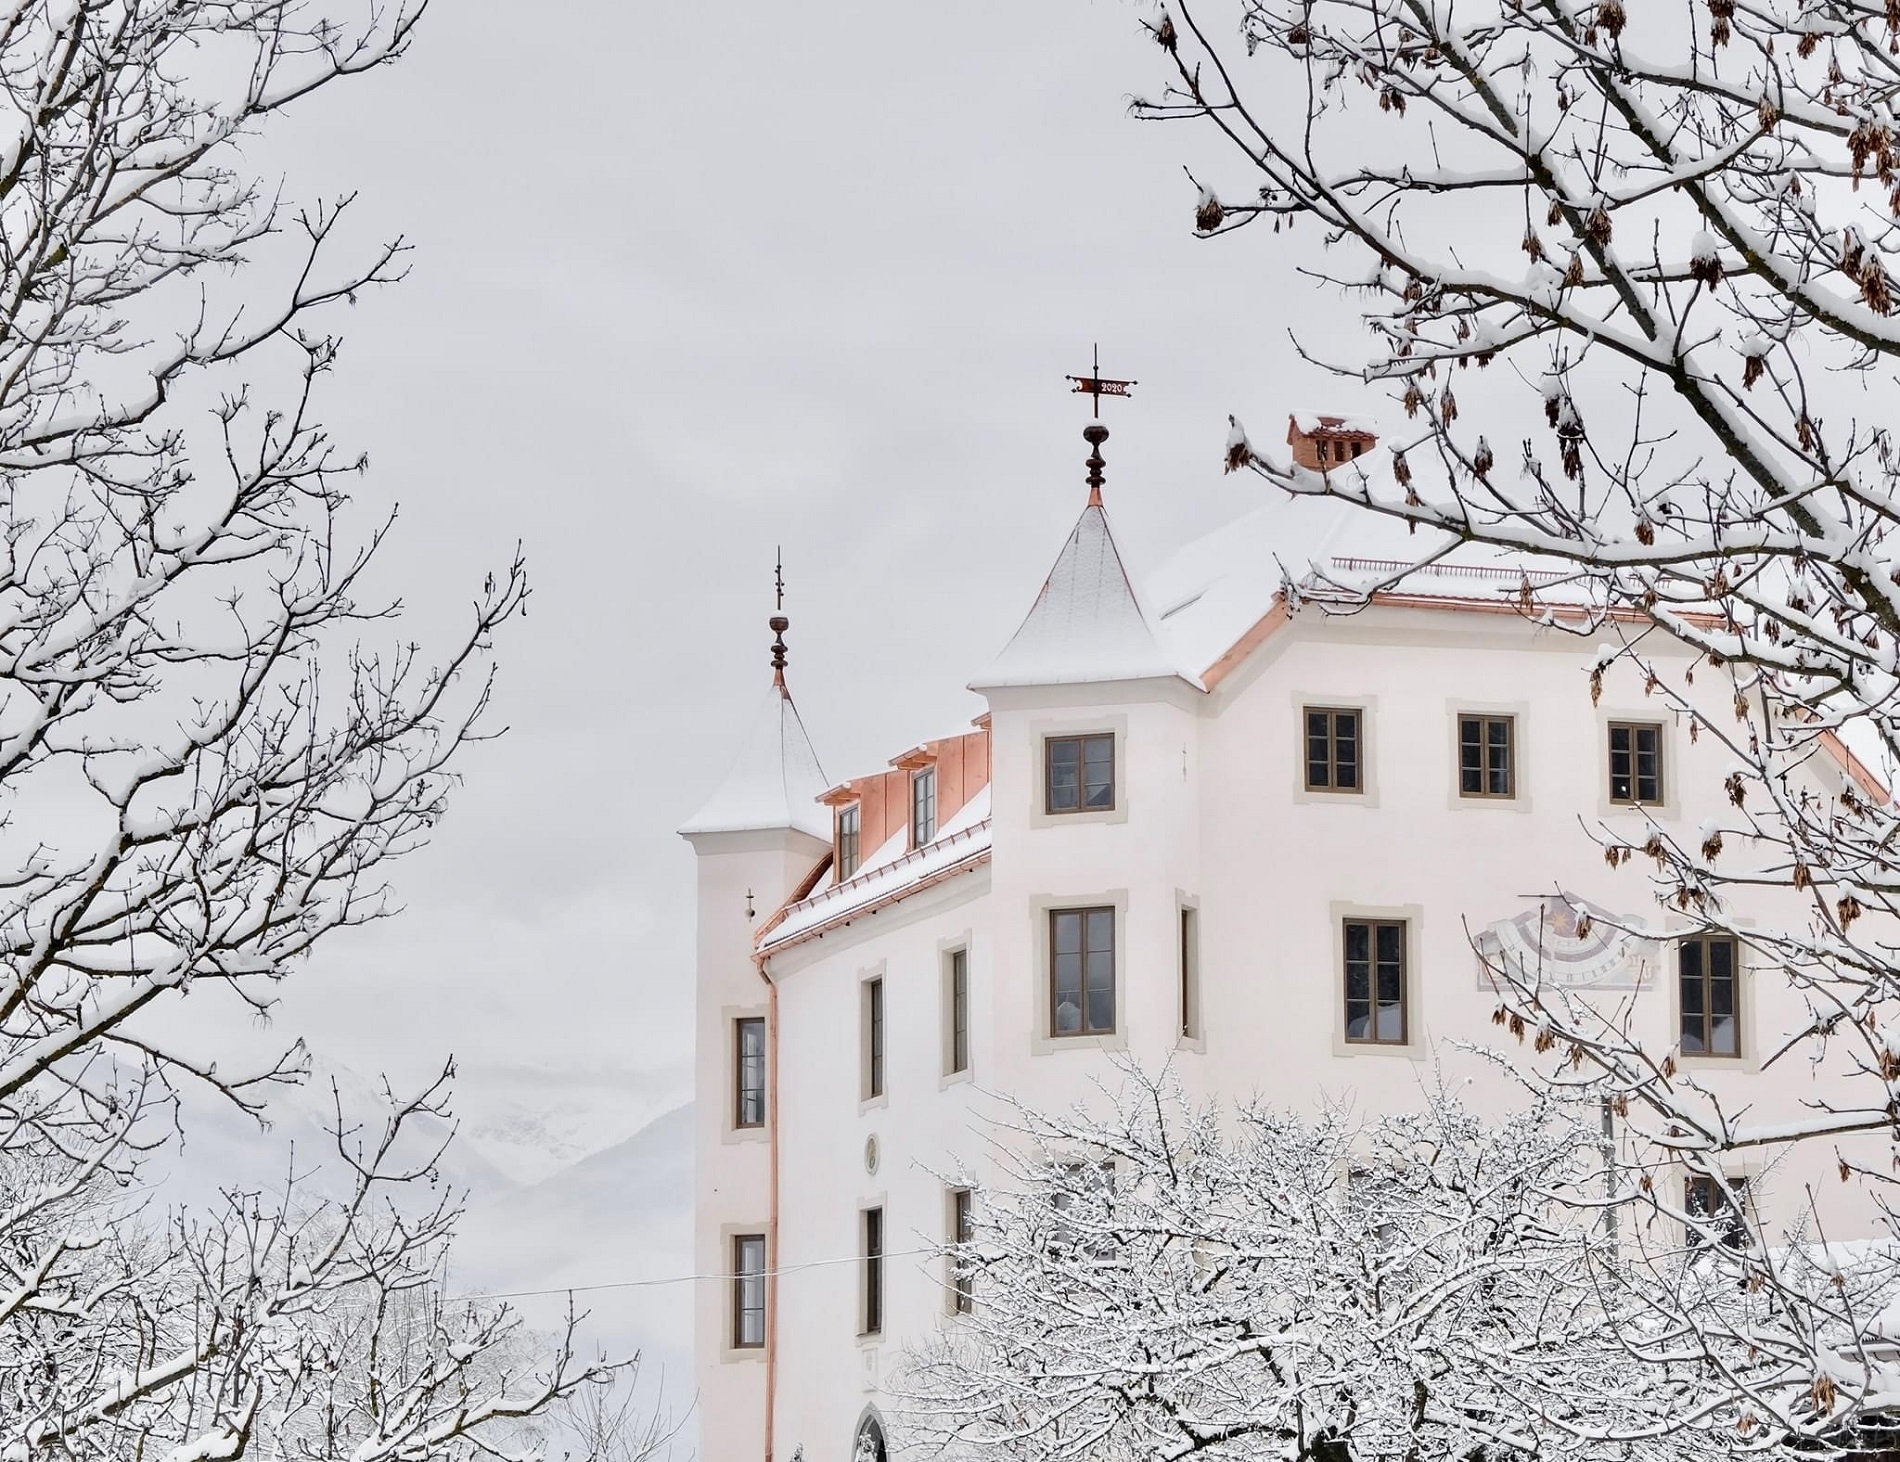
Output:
[1342,918,1409,1046]
[1303,706,1364,793]
[1048,906,1116,1038]
[910,766,937,848]
[1050,1160,1118,1262]
[733,1016,766,1130]
[835,802,861,881]
[731,1232,766,1349]
[950,1187,975,1314]
[1179,905,1200,1040]
[1608,721,1665,806]
[1678,934,1742,1059]
[1044,732,1116,815]
[861,1206,885,1336]
[1684,1173,1749,1248]
[947,947,969,1075]
[1457,713,1516,799]
[863,976,885,1100]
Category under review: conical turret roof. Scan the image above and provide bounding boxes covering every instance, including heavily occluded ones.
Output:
[971,500,1201,692]
[679,683,831,841]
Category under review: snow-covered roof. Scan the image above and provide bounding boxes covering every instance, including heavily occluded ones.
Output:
[678,684,830,842]
[1147,460,1555,679]
[1146,470,1447,677]
[971,502,1203,692]
[759,788,993,955]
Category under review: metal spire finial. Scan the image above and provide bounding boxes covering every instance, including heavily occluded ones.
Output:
[1066,344,1136,507]
[770,548,790,693]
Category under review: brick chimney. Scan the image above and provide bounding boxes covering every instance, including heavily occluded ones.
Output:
[1287,412,1378,472]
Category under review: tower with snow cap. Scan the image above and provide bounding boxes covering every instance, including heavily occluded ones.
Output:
[679,587,830,1459]
[970,418,1211,1099]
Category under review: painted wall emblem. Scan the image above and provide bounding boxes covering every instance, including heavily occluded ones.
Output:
[1474,893,1658,991]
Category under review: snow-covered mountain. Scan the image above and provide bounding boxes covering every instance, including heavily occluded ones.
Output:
[454,1101,696,1384]
[142,1067,697,1433]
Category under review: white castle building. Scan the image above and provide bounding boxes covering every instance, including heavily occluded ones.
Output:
[679,414,1884,1462]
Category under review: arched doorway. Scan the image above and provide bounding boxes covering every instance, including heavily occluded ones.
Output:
[851,1411,888,1462]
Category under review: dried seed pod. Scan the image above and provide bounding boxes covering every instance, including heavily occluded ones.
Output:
[1153,12,1178,50]
[1472,435,1494,479]
[1599,0,1626,37]
[1522,226,1545,262]
[1224,415,1253,474]
[1586,206,1613,246]
[1195,189,1225,233]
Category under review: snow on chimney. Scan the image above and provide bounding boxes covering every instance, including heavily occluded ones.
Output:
[1287,410,1378,472]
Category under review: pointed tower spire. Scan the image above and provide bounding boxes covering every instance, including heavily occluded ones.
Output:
[770,547,789,695]
[679,555,830,841]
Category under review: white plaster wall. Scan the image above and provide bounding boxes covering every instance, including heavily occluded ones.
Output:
[685,827,828,1462]
[1194,607,1884,1235]
[766,871,993,1462]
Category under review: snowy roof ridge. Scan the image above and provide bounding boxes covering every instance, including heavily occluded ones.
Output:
[678,684,831,842]
[971,502,1203,692]
[758,815,993,955]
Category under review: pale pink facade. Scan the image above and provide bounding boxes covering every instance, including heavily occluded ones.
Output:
[681,427,1884,1462]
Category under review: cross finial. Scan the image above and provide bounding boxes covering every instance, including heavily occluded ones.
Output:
[1066,344,1135,506]
[769,550,790,694]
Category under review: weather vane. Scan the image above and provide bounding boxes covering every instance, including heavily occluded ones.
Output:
[1066,343,1136,418]
[1066,345,1135,505]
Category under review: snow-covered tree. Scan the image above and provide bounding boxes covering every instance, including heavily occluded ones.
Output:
[0,3,627,1457]
[1108,0,1900,1436]
[899,1068,1896,1461]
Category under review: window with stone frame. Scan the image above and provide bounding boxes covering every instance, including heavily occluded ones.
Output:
[1684,1173,1749,1248]
[731,1233,766,1349]
[1679,934,1741,1057]
[1458,713,1515,798]
[1045,733,1115,814]
[1343,918,1408,1045]
[1305,707,1362,792]
[1049,907,1115,1037]
[1608,721,1664,805]
[734,1016,766,1129]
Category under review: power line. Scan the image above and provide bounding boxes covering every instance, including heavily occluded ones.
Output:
[472,1245,940,1302]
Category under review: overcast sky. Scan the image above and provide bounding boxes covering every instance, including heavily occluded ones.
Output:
[216,0,1362,1143]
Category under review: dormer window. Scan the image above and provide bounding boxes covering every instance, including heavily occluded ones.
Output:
[911,766,937,847]
[836,802,861,880]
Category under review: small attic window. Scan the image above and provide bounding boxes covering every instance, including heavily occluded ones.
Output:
[911,766,937,848]
[836,803,861,880]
